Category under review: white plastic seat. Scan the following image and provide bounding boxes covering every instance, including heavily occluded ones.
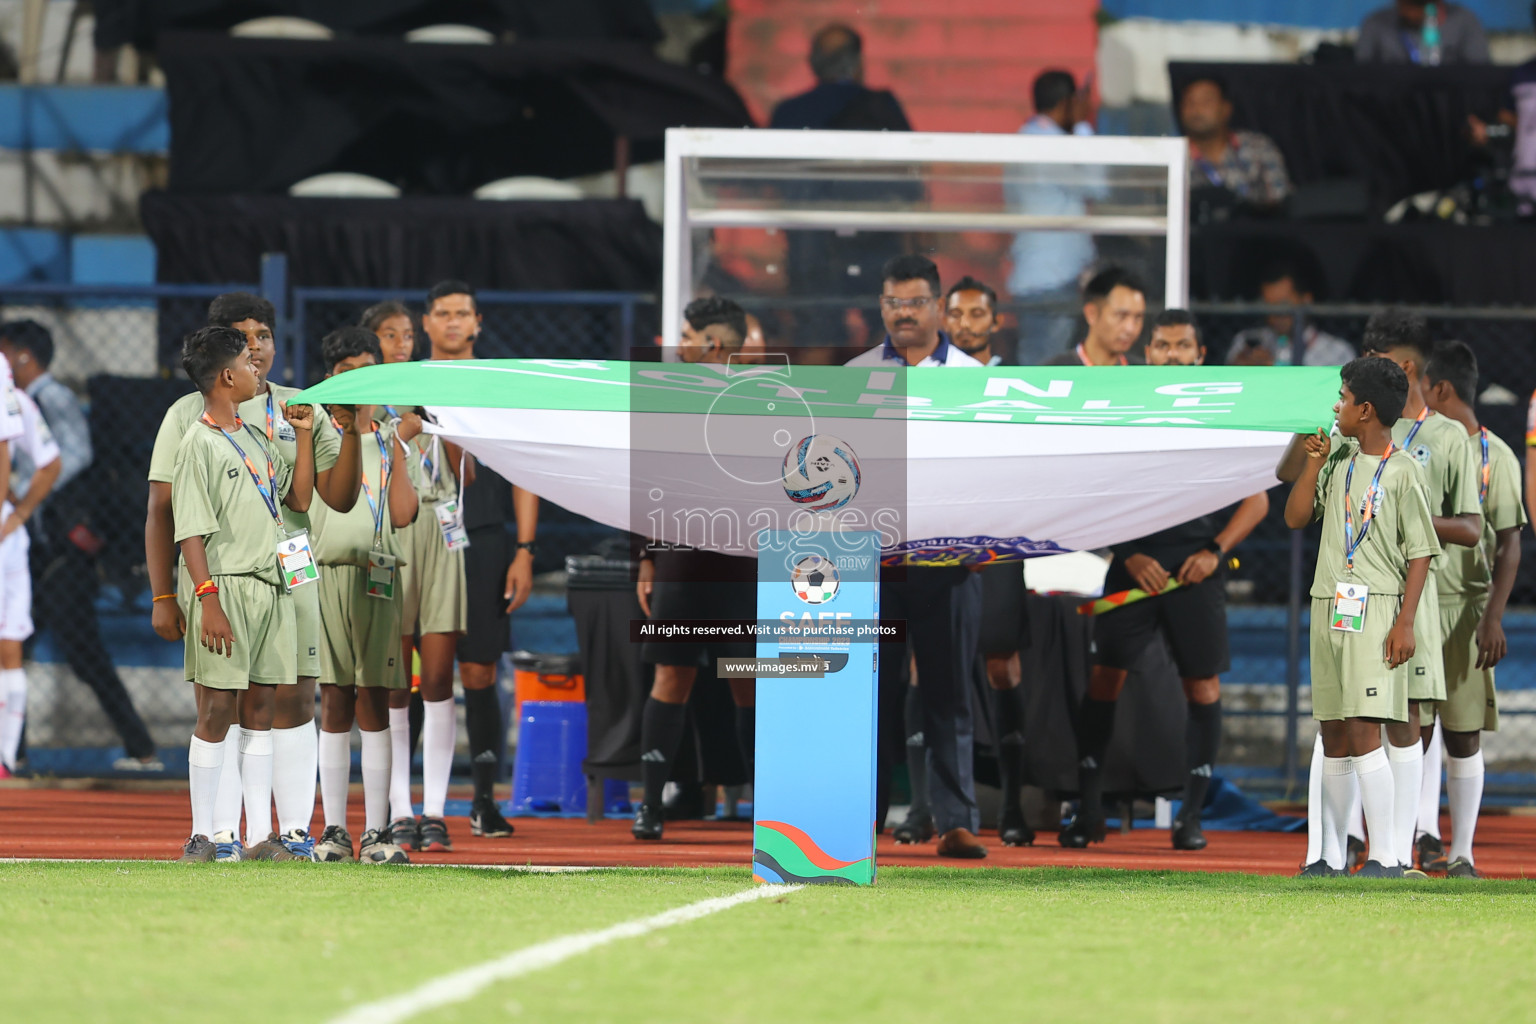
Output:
[404,24,497,44]
[473,176,585,201]
[288,173,401,198]
[230,17,334,40]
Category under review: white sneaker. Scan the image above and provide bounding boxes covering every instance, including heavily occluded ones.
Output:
[113,756,165,772]
[358,828,409,864]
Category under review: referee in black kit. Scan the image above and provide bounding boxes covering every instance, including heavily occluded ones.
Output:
[1060,309,1268,850]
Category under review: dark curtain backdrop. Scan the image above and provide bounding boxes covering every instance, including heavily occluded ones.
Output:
[1169,61,1512,212]
[159,33,753,194]
[139,193,661,290]
[95,0,662,50]
[1191,221,1536,304]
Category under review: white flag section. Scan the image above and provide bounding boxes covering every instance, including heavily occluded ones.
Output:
[426,406,1291,565]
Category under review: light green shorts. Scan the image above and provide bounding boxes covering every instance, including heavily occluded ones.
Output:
[398,512,467,636]
[318,564,407,689]
[1310,595,1408,723]
[181,561,315,678]
[183,574,296,690]
[1404,584,1446,702]
[1424,595,1499,734]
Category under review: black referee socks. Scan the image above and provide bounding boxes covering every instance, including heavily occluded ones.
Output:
[464,686,503,808]
[1182,699,1222,820]
[641,697,689,809]
[991,685,1026,812]
[734,705,755,779]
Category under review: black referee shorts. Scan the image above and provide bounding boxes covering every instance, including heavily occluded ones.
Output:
[457,526,512,665]
[639,576,757,667]
[1093,574,1230,679]
[978,562,1031,656]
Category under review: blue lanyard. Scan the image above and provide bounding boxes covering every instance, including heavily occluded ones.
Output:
[1400,405,1429,450]
[205,414,282,526]
[1342,447,1396,572]
[1478,426,1490,504]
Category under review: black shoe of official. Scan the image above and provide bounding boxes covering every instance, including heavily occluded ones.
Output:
[892,811,935,845]
[1171,814,1208,851]
[470,801,515,838]
[1058,811,1106,849]
[1297,859,1338,878]
[1416,832,1448,873]
[999,808,1035,847]
[1346,835,1367,873]
[632,803,664,841]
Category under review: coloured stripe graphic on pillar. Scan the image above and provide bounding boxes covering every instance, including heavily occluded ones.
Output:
[753,529,879,887]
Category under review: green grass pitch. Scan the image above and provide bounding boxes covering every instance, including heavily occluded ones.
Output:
[6,862,1536,1023]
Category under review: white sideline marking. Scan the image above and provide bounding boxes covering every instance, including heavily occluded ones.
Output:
[326,884,802,1024]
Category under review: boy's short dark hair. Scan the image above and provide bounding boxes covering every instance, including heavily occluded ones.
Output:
[1425,340,1479,406]
[881,254,941,297]
[1361,309,1431,363]
[207,292,275,330]
[946,275,997,310]
[1181,75,1230,102]
[1,319,54,368]
[1153,307,1200,345]
[1340,355,1409,425]
[682,296,748,345]
[426,280,476,312]
[182,326,248,394]
[1032,70,1076,114]
[322,325,383,369]
[1083,266,1146,305]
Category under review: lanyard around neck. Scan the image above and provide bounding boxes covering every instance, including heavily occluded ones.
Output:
[204,413,282,526]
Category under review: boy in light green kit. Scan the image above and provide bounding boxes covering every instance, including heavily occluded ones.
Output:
[147,293,361,861]
[1417,341,1526,876]
[1358,311,1482,875]
[171,326,315,861]
[1285,357,1439,879]
[309,327,419,865]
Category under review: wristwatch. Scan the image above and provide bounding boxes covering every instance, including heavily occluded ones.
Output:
[1204,540,1225,557]
[515,540,538,555]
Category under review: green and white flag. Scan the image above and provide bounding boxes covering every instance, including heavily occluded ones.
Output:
[297,359,1337,564]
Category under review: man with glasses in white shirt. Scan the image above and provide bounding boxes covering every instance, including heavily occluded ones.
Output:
[847,256,987,857]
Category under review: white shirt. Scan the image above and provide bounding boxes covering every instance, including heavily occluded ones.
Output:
[0,353,23,445]
[845,332,983,368]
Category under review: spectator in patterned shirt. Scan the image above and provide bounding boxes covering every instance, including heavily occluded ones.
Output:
[1178,77,1292,210]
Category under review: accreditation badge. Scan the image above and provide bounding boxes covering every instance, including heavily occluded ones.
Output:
[1330,581,1368,633]
[366,549,398,600]
[278,531,319,591]
[434,498,471,552]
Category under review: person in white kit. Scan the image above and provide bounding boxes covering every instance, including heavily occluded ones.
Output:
[0,352,61,775]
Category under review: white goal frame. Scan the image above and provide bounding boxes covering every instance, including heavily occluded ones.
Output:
[660,127,1190,347]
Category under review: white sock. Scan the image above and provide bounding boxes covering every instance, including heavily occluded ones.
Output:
[239,728,274,846]
[1305,733,1325,865]
[360,727,392,833]
[1417,721,1443,840]
[1387,742,1423,869]
[1320,755,1354,871]
[388,706,413,821]
[188,734,224,839]
[1353,747,1396,867]
[318,729,352,829]
[0,668,27,769]
[1447,751,1485,865]
[271,721,318,835]
[212,724,244,837]
[421,697,456,819]
[1347,787,1364,845]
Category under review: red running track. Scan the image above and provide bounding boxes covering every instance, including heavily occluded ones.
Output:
[2,785,1533,878]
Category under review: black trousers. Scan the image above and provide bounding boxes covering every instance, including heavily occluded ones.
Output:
[876,566,981,835]
[30,536,156,759]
